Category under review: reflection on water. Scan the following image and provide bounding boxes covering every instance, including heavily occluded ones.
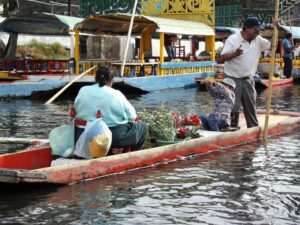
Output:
[0,133,299,224]
[0,85,300,224]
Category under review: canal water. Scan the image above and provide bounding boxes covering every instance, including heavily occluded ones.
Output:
[0,84,300,224]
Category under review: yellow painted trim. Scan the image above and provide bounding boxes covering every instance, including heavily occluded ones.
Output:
[74,30,80,75]
[205,36,215,61]
[140,34,144,61]
[0,72,22,80]
[159,32,165,75]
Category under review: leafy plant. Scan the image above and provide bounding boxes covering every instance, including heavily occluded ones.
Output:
[138,107,176,142]
[16,39,69,60]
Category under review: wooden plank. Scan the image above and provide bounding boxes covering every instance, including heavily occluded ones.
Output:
[0,169,47,179]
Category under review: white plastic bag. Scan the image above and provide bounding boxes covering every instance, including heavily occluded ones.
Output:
[74,118,112,159]
[49,119,75,158]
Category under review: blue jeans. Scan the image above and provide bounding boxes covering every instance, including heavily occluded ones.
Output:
[200,115,228,131]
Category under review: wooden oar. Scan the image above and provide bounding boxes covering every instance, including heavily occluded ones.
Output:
[263,0,280,143]
[0,137,49,145]
[120,0,138,77]
[45,65,97,105]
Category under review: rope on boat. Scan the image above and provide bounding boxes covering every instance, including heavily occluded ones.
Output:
[0,137,49,145]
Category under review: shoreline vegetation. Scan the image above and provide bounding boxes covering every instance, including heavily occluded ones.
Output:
[16,39,70,60]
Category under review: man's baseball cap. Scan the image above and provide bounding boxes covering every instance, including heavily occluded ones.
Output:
[243,17,264,30]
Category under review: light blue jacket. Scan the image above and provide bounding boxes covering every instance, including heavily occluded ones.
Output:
[74,84,137,127]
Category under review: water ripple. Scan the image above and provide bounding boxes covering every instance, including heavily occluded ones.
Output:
[1,86,300,224]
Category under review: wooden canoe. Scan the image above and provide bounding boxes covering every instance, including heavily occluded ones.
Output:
[195,77,294,89]
[1,110,300,185]
[255,77,294,89]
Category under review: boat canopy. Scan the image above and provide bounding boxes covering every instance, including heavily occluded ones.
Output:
[215,25,300,41]
[215,26,241,40]
[280,25,300,40]
[74,13,215,36]
[261,25,300,40]
[0,13,83,35]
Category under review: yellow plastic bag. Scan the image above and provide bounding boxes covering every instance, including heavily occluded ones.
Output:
[74,119,112,159]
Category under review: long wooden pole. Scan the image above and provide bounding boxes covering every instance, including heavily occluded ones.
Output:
[120,0,138,77]
[263,0,280,143]
[45,65,97,105]
[0,137,49,145]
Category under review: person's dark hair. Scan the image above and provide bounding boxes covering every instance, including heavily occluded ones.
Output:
[285,32,292,39]
[95,66,114,87]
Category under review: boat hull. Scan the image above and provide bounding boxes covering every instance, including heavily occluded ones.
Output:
[124,72,215,92]
[255,77,294,88]
[196,77,294,90]
[0,74,98,98]
[0,80,67,98]
[1,110,300,185]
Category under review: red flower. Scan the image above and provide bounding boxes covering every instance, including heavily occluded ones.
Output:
[190,115,200,126]
[134,117,141,122]
[184,117,192,125]
[177,127,187,139]
[182,115,201,126]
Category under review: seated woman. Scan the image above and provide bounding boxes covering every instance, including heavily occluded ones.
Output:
[74,66,148,154]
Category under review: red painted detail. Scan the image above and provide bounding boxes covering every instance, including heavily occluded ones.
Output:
[0,147,53,170]
[72,108,102,126]
[262,78,294,87]
[97,110,102,119]
[70,106,76,119]
[0,81,14,84]
[125,147,132,153]
[1,59,70,76]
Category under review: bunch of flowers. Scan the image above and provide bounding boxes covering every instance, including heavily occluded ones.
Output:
[137,107,202,147]
[138,106,176,143]
[177,126,201,139]
[175,114,201,139]
[182,115,201,126]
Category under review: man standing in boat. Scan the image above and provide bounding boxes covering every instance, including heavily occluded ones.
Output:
[282,32,294,78]
[220,17,271,129]
[164,34,179,61]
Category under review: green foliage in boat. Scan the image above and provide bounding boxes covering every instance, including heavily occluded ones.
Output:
[16,39,69,60]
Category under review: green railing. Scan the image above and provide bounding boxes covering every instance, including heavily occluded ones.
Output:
[215,4,242,27]
[80,0,142,17]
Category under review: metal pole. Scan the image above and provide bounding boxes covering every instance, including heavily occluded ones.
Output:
[68,0,71,16]
[120,0,138,77]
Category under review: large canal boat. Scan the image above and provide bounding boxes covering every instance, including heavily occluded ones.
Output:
[0,0,218,97]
